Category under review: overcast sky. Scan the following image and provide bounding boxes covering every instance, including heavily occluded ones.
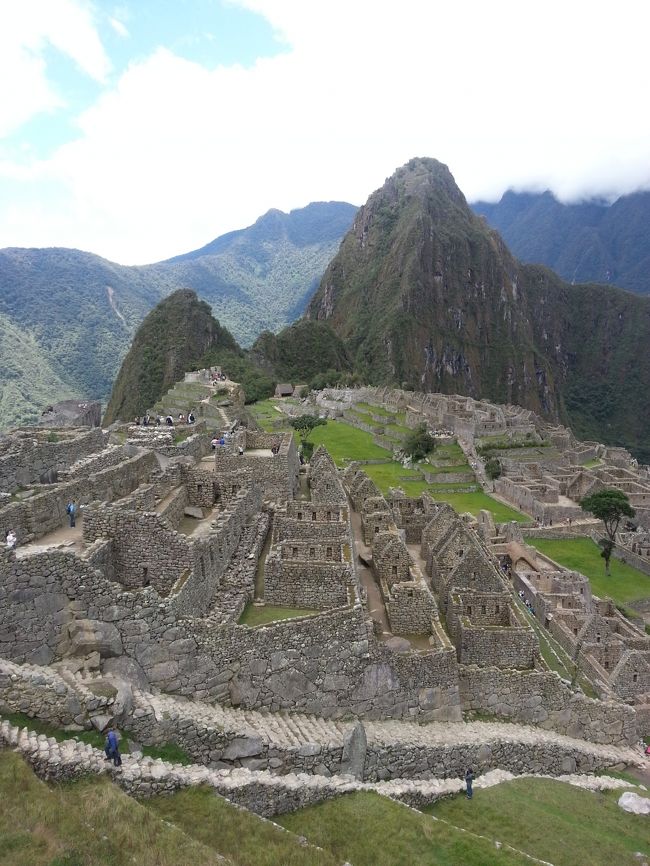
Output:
[1,0,649,265]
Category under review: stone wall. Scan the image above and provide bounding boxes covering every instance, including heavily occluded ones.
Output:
[263,557,353,609]
[0,658,112,730]
[459,666,637,746]
[386,582,437,634]
[0,428,108,492]
[0,451,159,544]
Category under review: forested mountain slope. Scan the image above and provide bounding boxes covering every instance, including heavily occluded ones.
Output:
[306,158,650,461]
[0,201,356,430]
[473,189,650,294]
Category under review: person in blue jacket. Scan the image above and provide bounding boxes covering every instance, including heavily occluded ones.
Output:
[104,726,122,766]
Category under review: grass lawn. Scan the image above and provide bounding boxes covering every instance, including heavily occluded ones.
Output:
[356,402,406,422]
[247,399,291,432]
[309,420,391,465]
[583,457,604,468]
[432,491,530,523]
[279,790,529,866]
[238,603,320,626]
[0,751,219,866]
[148,785,338,866]
[428,778,647,866]
[529,537,650,606]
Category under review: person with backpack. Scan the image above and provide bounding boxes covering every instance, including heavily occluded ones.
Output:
[104,726,122,767]
[66,499,77,528]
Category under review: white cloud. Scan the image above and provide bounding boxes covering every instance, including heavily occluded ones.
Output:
[0,0,111,137]
[108,16,129,38]
[1,0,650,263]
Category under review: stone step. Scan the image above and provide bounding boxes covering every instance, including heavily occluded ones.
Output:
[1,718,641,821]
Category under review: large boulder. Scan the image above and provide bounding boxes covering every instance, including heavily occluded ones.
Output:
[65,620,123,658]
[340,722,367,780]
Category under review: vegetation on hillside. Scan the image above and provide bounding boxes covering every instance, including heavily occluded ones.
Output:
[305,157,650,462]
[103,289,241,423]
[252,319,352,384]
[0,202,356,431]
[580,489,636,574]
[473,188,650,295]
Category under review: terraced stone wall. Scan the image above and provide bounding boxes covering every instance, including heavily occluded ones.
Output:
[459,665,637,746]
[0,428,108,492]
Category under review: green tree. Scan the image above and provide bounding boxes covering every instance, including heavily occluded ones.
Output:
[403,423,436,461]
[485,457,502,480]
[580,489,635,575]
[289,414,327,460]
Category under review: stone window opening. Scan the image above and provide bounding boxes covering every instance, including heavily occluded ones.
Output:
[231,484,238,494]
[326,511,331,521]
[407,589,413,598]
[200,558,206,579]
[481,604,486,614]
[495,604,500,613]
[209,549,214,565]
[574,628,578,635]
[596,634,601,643]
[392,565,398,575]
[197,484,203,494]
[312,512,317,521]
[142,566,149,586]
[309,547,315,557]
[292,546,298,556]
[297,512,303,521]
[467,605,472,615]
[327,546,333,559]
[374,526,380,534]
[633,672,638,683]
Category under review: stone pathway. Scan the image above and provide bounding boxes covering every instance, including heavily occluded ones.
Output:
[1,718,643,820]
[131,688,643,771]
[15,522,84,558]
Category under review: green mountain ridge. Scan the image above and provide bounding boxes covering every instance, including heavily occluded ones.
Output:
[472,189,650,294]
[0,202,356,430]
[103,289,243,424]
[305,157,650,461]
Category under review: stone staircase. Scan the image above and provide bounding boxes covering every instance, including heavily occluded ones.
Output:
[1,718,641,820]
[128,687,642,780]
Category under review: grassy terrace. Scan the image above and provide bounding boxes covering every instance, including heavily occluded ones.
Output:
[528,537,650,609]
[247,400,528,523]
[238,603,319,626]
[428,778,647,866]
[280,790,529,866]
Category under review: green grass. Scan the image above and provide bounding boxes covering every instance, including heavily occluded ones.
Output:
[238,603,320,626]
[356,402,406,422]
[0,751,221,866]
[148,785,338,866]
[529,537,650,606]
[247,399,291,432]
[432,491,529,523]
[309,420,391,465]
[583,457,604,468]
[279,791,530,866]
[428,778,647,866]
[0,712,192,765]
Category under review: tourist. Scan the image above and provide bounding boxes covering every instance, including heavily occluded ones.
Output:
[66,499,77,528]
[465,767,474,800]
[104,725,122,767]
[5,529,17,550]
[211,436,218,450]
[143,414,150,426]
[134,416,140,425]
[155,416,162,427]
[178,413,185,423]
[238,445,244,456]
[166,415,173,426]
[188,411,195,424]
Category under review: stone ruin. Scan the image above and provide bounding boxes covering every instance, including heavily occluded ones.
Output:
[0,370,647,815]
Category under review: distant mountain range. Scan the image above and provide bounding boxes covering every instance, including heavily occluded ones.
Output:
[305,158,650,462]
[472,189,650,294]
[0,201,357,430]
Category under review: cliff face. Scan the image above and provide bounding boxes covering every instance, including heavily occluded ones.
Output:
[103,289,239,424]
[306,158,650,460]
